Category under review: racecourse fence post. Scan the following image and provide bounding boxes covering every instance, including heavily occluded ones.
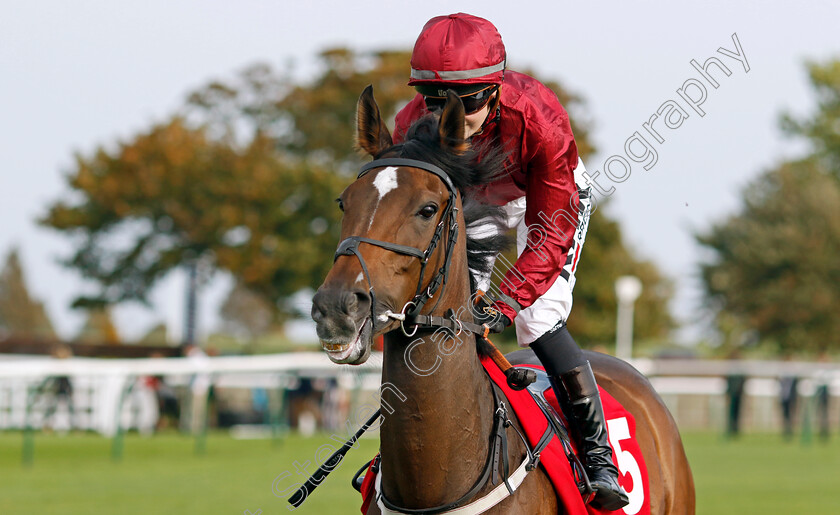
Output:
[194,373,214,456]
[22,381,38,467]
[800,386,813,446]
[270,373,288,447]
[112,376,136,462]
[22,377,51,467]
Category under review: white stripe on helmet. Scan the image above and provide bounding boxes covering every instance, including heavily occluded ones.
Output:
[410,60,505,81]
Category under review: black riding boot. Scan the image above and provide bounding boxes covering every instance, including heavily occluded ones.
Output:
[530,326,628,511]
[553,363,629,510]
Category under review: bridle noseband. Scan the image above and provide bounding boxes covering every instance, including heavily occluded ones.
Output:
[334,157,460,334]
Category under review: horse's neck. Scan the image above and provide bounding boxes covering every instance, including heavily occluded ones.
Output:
[379,308,494,507]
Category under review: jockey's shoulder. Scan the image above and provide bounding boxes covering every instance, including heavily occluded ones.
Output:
[500,71,570,131]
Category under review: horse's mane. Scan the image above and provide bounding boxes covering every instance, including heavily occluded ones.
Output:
[378,115,513,291]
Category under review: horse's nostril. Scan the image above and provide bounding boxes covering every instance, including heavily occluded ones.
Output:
[312,287,371,321]
[343,290,370,316]
[311,290,329,322]
[311,304,324,322]
[354,290,371,311]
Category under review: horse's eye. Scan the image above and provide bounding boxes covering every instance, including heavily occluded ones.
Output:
[417,204,438,219]
[336,198,344,212]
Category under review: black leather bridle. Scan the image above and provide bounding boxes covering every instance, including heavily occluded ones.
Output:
[334,157,460,335]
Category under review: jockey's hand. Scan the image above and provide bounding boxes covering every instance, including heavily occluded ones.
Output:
[473,298,511,333]
[484,313,511,334]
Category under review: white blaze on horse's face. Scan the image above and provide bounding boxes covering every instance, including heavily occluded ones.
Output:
[367,167,399,229]
[373,166,399,197]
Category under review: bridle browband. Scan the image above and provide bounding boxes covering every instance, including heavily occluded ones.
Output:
[334,157,460,335]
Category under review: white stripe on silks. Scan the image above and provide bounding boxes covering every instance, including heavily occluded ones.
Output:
[572,157,587,184]
[375,459,532,515]
[466,217,503,293]
[466,220,501,239]
[467,200,525,297]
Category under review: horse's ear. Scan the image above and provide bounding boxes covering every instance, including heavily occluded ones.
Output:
[438,90,468,155]
[356,85,393,157]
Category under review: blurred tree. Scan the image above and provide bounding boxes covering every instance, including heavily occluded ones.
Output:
[0,248,56,340]
[185,50,416,166]
[40,118,345,317]
[75,307,120,344]
[698,59,840,355]
[220,281,274,340]
[697,159,840,354]
[138,322,169,345]
[781,60,840,175]
[42,118,237,307]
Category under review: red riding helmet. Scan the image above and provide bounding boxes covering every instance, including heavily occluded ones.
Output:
[408,13,506,91]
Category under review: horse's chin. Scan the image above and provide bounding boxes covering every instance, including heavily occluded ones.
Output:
[321,318,372,365]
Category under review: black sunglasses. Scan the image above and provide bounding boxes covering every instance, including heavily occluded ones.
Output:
[423,85,498,115]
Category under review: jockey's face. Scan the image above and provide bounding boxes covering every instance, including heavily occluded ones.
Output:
[464,90,496,138]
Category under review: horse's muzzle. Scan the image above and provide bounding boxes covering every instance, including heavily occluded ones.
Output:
[311,287,373,364]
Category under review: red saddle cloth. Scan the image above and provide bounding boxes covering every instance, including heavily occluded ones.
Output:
[360,355,651,515]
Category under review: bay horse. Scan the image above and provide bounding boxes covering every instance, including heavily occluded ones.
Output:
[311,86,695,514]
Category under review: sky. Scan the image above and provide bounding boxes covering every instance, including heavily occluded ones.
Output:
[1,0,837,345]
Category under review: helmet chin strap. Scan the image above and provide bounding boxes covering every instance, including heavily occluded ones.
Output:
[488,84,503,115]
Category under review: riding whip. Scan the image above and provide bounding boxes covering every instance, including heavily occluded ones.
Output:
[287,408,382,508]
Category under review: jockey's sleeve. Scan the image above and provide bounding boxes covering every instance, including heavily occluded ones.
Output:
[496,115,580,322]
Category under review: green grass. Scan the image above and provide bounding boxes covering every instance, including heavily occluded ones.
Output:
[0,430,837,514]
[0,430,379,515]
[685,432,840,514]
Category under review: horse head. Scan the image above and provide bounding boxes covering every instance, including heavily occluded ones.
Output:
[311,83,514,365]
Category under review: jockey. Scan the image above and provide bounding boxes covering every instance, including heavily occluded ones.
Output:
[392,13,629,511]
